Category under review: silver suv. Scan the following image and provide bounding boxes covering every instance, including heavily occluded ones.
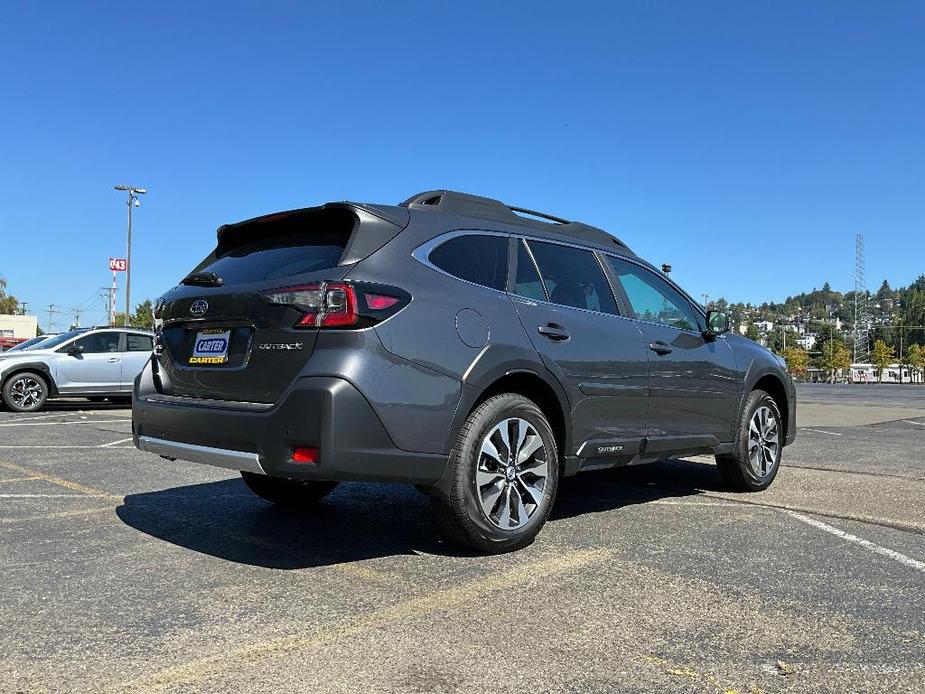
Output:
[0,327,154,411]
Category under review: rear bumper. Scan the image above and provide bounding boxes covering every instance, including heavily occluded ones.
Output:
[132,363,448,484]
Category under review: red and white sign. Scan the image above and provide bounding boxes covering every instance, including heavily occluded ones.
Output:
[109,257,127,272]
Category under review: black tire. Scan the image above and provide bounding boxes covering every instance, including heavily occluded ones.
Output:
[431,393,559,554]
[716,389,783,492]
[240,471,338,507]
[2,372,49,412]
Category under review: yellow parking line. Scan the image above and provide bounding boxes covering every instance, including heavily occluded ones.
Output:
[0,460,119,499]
[0,476,41,483]
[109,548,611,692]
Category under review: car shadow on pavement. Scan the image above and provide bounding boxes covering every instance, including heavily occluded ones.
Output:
[39,400,130,412]
[115,458,723,569]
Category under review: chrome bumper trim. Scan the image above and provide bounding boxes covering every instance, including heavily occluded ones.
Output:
[136,435,265,475]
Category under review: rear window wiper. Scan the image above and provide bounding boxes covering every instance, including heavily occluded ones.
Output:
[181,271,224,287]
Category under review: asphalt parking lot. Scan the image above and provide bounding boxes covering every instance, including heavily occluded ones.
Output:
[0,385,923,693]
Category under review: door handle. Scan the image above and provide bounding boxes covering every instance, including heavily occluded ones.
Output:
[538,324,570,341]
[648,341,673,355]
[107,357,121,363]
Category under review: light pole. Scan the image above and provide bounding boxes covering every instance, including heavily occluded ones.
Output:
[114,185,146,327]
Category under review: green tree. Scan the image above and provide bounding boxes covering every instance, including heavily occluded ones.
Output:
[819,340,850,383]
[0,277,20,314]
[907,344,924,384]
[129,299,155,330]
[745,322,760,342]
[111,300,154,329]
[780,346,809,379]
[870,339,895,383]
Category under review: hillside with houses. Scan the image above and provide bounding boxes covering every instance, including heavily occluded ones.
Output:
[710,275,925,383]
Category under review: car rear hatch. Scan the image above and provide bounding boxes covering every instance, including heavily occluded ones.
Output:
[152,203,407,404]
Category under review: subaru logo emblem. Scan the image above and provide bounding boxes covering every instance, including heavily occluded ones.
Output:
[190,299,209,316]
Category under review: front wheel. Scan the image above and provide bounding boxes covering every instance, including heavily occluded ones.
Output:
[716,389,783,491]
[431,393,559,554]
[240,471,338,507]
[2,372,49,412]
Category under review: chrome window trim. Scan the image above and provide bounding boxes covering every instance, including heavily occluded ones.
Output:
[412,229,708,333]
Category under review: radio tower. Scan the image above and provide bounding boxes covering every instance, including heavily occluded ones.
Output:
[853,233,870,364]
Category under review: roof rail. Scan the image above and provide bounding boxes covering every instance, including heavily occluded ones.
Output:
[400,190,632,252]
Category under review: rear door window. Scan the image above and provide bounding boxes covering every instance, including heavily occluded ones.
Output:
[428,234,508,291]
[525,240,618,315]
[513,240,547,301]
[126,334,154,352]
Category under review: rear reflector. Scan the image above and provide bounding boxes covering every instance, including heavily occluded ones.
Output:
[292,446,318,464]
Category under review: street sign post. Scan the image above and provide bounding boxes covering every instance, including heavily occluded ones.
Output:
[109,257,127,272]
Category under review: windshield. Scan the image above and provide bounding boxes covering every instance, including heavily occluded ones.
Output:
[6,336,48,352]
[33,329,88,350]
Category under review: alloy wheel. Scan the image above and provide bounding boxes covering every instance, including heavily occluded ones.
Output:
[10,376,44,410]
[747,405,779,478]
[475,417,549,530]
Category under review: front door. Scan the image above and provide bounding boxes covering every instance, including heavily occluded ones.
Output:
[603,256,740,445]
[509,238,649,458]
[55,331,124,393]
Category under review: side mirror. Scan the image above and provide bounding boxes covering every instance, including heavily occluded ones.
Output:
[706,310,730,336]
[67,344,85,356]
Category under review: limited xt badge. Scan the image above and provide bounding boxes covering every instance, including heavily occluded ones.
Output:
[257,342,304,351]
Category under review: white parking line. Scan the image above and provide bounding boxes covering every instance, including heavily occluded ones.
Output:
[902,420,925,427]
[1,411,79,422]
[0,419,131,428]
[0,445,135,449]
[0,494,110,498]
[99,438,134,448]
[800,427,843,436]
[788,511,925,574]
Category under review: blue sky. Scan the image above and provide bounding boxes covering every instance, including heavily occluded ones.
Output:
[1,1,923,331]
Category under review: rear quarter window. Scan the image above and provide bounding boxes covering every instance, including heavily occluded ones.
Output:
[428,234,508,291]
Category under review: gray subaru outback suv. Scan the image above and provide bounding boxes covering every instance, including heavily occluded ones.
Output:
[134,190,795,552]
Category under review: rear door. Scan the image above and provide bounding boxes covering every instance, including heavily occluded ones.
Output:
[121,333,154,390]
[55,331,124,393]
[509,239,649,458]
[603,255,739,445]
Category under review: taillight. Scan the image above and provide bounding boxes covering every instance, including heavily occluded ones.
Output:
[259,281,409,329]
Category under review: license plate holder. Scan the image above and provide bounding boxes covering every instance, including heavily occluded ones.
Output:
[189,329,231,365]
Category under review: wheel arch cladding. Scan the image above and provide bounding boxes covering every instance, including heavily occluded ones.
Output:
[468,371,569,468]
[2,364,57,396]
[752,374,789,438]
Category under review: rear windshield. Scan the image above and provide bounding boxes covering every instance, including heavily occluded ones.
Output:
[190,208,356,285]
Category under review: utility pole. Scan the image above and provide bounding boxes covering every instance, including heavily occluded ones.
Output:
[72,308,82,328]
[114,185,147,327]
[47,304,55,333]
[701,293,710,309]
[19,301,28,316]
